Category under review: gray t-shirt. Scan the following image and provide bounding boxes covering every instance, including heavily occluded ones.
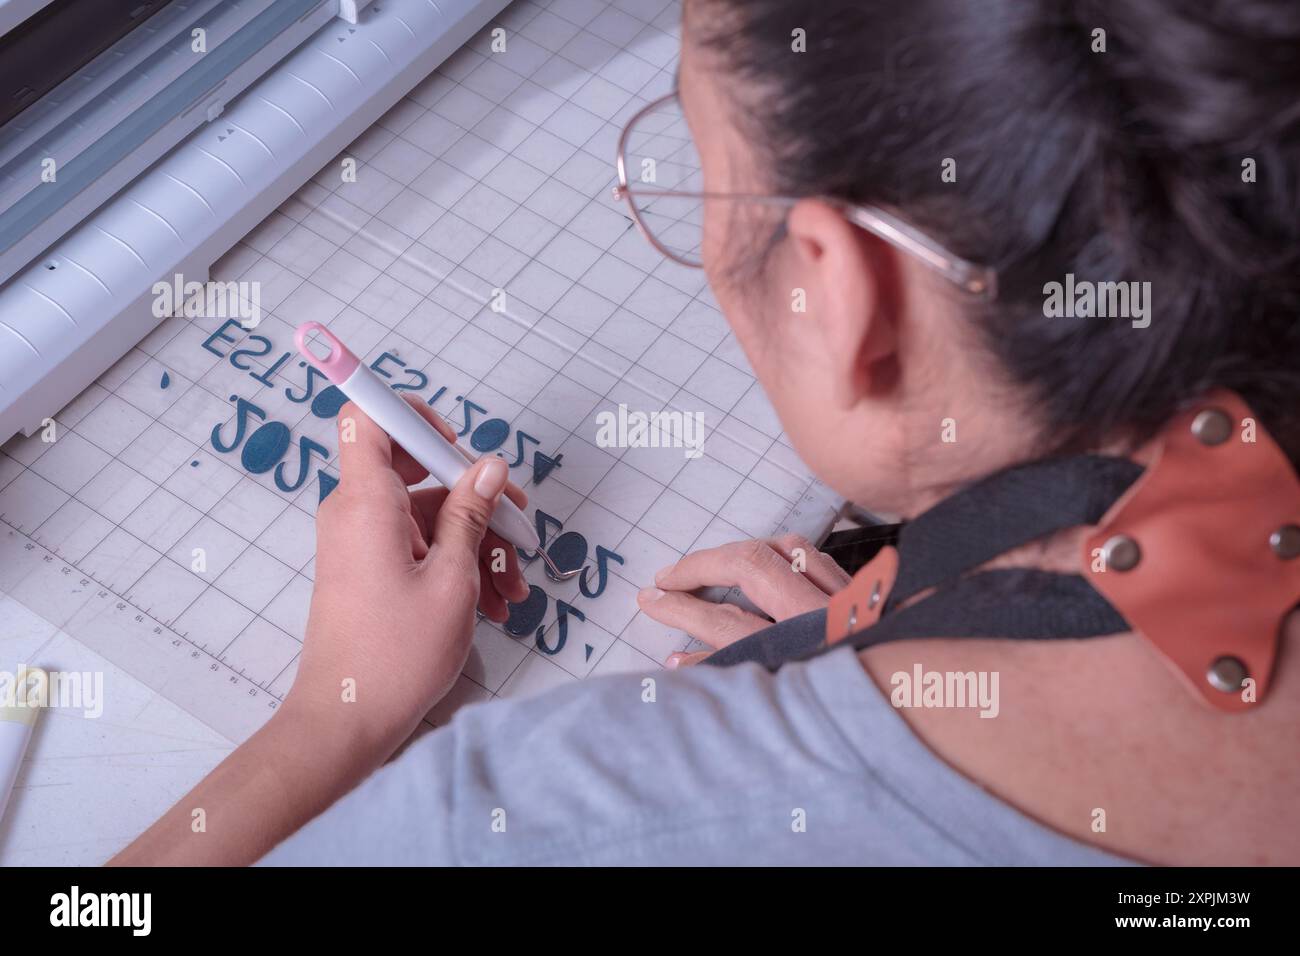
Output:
[259,644,1133,866]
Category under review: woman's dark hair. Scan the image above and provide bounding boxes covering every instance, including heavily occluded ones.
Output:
[693,0,1300,462]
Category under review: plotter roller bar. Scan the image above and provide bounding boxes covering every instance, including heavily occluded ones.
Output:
[0,0,509,443]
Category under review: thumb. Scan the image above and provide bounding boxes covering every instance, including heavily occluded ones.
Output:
[433,456,509,567]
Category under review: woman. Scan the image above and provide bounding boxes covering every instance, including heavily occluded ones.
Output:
[113,0,1300,866]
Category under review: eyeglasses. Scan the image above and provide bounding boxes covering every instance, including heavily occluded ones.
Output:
[612,92,998,300]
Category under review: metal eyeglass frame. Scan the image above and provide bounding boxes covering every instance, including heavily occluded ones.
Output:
[612,92,998,301]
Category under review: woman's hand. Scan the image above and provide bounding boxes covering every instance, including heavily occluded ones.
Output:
[636,535,850,667]
[112,395,530,866]
[286,396,530,760]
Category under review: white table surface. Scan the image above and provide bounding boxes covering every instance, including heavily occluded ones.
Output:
[1,595,231,866]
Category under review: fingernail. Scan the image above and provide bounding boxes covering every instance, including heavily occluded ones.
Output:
[638,586,665,604]
[665,653,684,669]
[654,562,676,585]
[474,457,508,499]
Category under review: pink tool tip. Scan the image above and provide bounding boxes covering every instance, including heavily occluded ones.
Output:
[295,321,360,384]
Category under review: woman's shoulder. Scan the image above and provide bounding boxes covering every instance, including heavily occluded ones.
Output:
[424,651,868,864]
[444,648,866,799]
[263,644,1134,866]
[421,644,1117,866]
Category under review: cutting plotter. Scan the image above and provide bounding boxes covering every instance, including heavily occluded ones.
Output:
[0,0,507,444]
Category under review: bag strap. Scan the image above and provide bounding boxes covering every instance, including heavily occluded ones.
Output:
[707,456,1140,670]
[886,455,1143,609]
[706,568,1129,670]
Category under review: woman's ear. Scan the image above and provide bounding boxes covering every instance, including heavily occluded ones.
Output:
[786,199,898,410]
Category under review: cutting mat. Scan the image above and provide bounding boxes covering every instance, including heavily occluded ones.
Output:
[0,0,840,746]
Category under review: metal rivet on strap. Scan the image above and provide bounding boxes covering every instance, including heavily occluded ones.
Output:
[1269,524,1300,560]
[1207,656,1248,694]
[846,604,857,634]
[1102,534,1141,572]
[868,580,881,609]
[1190,408,1232,446]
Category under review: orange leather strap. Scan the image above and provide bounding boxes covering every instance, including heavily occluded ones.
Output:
[1083,391,1300,711]
[822,390,1300,712]
[826,545,898,646]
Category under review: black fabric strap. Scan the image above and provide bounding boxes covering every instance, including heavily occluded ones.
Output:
[887,455,1143,609]
[706,570,1129,671]
[819,522,901,574]
[843,569,1128,650]
[705,607,828,670]
[703,453,1143,672]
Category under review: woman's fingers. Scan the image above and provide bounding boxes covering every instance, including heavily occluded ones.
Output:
[408,486,455,560]
[477,559,509,622]
[412,497,514,622]
[408,485,449,517]
[325,403,431,568]
[410,487,527,602]
[654,539,830,620]
[480,530,530,602]
[637,587,771,648]
[395,395,530,509]
[381,396,458,487]
[666,650,712,668]
[767,534,852,595]
[429,458,509,572]
[364,397,530,512]
[501,473,527,510]
[335,401,406,498]
[644,536,848,648]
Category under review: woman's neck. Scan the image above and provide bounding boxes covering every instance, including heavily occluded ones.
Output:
[850,430,1300,865]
